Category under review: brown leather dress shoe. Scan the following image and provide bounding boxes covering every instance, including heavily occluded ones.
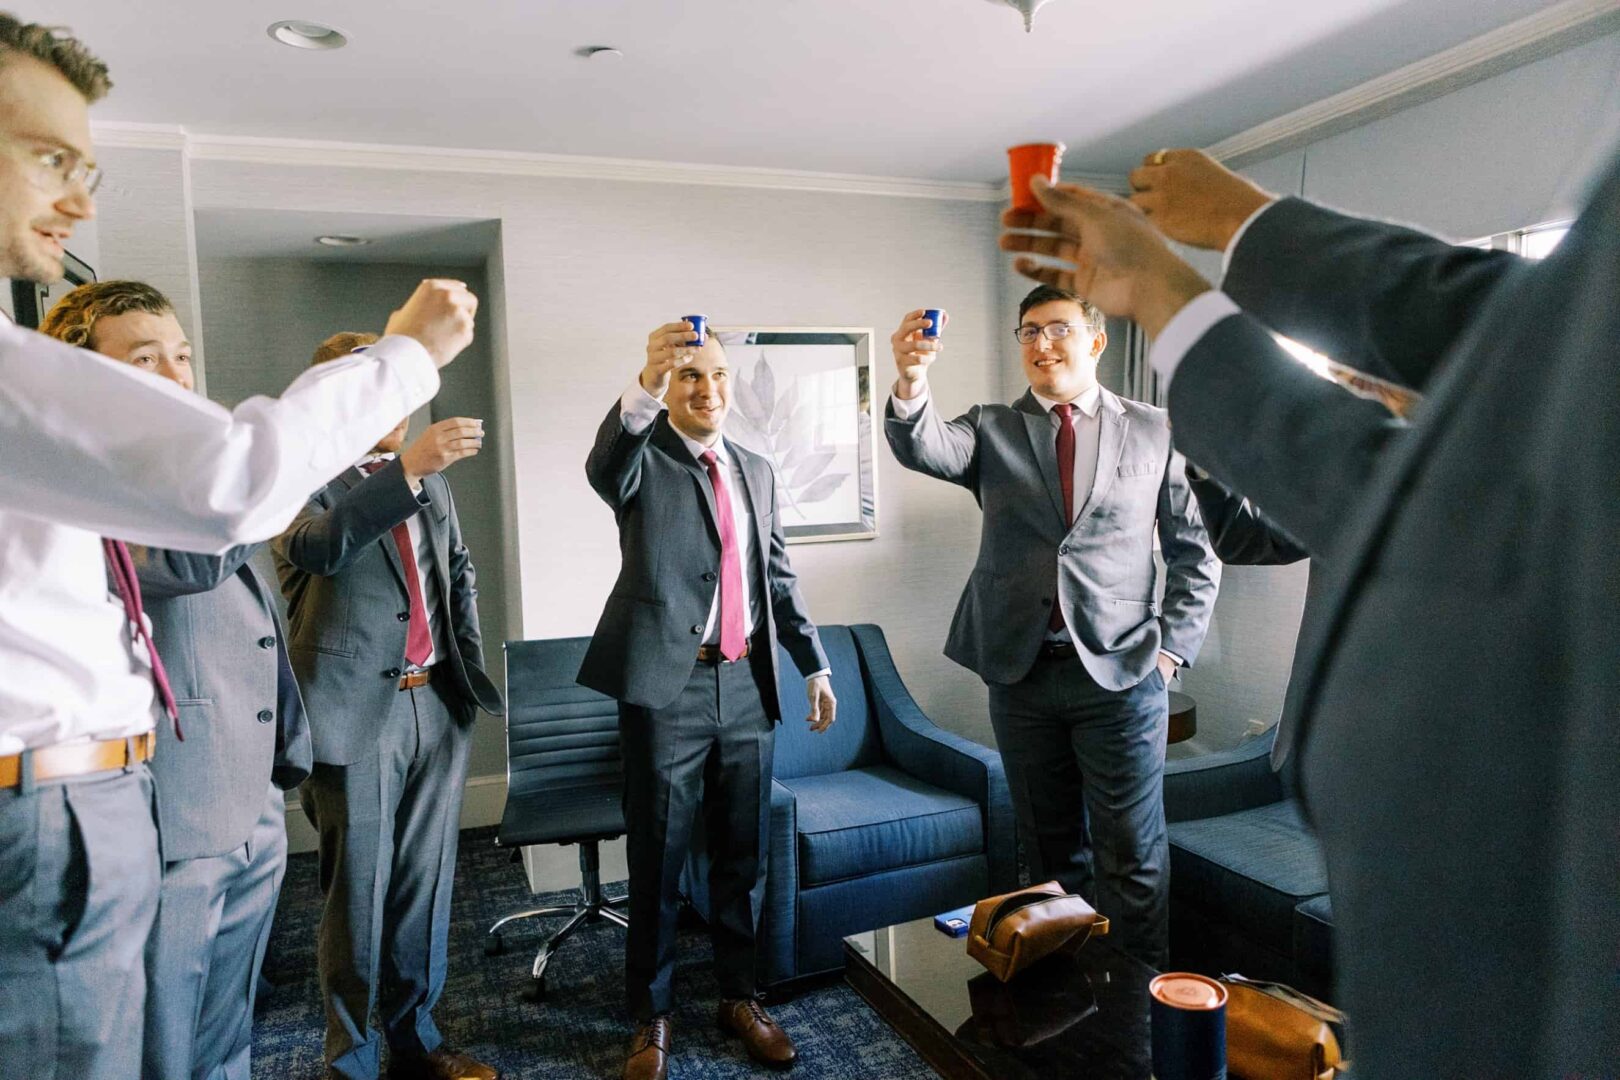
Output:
[623,1016,673,1080]
[717,998,797,1070]
[388,1047,499,1080]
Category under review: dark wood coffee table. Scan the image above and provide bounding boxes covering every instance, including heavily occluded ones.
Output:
[845,917,1156,1080]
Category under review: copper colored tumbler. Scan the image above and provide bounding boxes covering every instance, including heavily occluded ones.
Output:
[1007,142,1065,212]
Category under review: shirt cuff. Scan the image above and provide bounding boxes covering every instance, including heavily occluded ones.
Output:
[619,379,666,434]
[805,668,831,683]
[1220,198,1280,283]
[366,335,440,403]
[1160,650,1184,668]
[889,385,929,419]
[1148,290,1241,386]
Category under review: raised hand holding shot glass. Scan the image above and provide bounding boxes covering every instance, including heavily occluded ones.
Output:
[890,307,948,400]
[640,319,706,397]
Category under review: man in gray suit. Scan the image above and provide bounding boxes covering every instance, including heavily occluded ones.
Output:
[274,333,505,1080]
[41,280,310,1080]
[999,144,1619,1077]
[580,322,836,1080]
[885,292,1219,966]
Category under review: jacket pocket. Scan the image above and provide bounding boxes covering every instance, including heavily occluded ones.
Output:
[1117,461,1159,478]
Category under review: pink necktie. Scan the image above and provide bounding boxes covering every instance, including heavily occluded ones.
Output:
[103,538,182,739]
[361,461,433,668]
[1050,403,1075,633]
[700,450,747,661]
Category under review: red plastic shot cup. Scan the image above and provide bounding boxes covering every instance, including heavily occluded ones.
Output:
[1007,143,1065,212]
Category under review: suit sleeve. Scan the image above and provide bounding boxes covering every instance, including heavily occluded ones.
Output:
[883,397,982,489]
[1186,470,1311,565]
[1154,448,1221,668]
[126,542,262,601]
[1168,312,1409,559]
[272,458,426,576]
[764,469,830,679]
[439,481,504,715]
[585,402,656,510]
[1226,198,1525,391]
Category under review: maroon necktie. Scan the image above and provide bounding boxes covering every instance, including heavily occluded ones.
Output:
[103,538,182,739]
[361,461,433,668]
[700,450,747,661]
[1049,403,1076,633]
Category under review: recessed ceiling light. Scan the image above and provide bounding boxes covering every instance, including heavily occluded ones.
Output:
[579,46,624,61]
[268,20,348,50]
[315,234,369,247]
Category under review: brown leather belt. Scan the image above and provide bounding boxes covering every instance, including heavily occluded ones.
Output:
[398,669,432,690]
[1038,641,1077,660]
[696,642,751,664]
[0,731,156,789]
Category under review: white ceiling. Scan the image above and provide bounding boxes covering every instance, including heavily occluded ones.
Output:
[47,0,1569,180]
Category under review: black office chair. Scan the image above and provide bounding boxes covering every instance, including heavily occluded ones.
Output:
[485,637,627,1001]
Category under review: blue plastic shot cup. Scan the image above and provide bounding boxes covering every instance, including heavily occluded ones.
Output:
[922,308,944,339]
[684,315,708,347]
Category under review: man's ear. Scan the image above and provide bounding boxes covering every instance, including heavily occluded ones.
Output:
[1091,329,1108,358]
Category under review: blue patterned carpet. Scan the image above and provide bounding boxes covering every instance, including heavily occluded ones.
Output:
[252,826,933,1079]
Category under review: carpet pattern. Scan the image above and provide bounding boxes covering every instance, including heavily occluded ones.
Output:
[252,826,934,1079]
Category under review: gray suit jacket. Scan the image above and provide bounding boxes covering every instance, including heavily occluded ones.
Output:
[1167,177,1619,1076]
[129,543,311,862]
[577,408,828,715]
[886,387,1219,691]
[272,457,503,766]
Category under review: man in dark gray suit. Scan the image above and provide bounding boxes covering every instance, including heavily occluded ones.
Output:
[41,279,311,1080]
[274,332,505,1080]
[884,292,1219,966]
[580,321,836,1080]
[999,144,1619,1077]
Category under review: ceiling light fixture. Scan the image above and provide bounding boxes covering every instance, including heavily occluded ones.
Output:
[986,0,1053,32]
[315,234,369,247]
[577,45,625,61]
[268,20,348,50]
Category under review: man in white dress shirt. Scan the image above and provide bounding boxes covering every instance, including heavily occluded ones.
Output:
[0,17,476,1078]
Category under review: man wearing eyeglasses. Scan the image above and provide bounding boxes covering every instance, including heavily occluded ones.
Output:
[0,17,477,1078]
[884,288,1219,966]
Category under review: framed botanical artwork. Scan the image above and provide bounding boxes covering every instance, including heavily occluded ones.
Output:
[714,326,877,543]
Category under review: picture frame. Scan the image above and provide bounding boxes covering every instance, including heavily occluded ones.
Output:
[714,325,877,543]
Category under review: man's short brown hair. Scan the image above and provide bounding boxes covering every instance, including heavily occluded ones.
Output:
[0,13,111,103]
[310,331,379,366]
[1018,284,1106,335]
[40,280,172,349]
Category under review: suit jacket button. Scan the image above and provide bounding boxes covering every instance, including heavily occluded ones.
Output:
[702,571,717,582]
[397,612,410,621]
[385,667,402,679]
[1058,545,1069,556]
[691,624,703,634]
[256,709,274,724]
[258,636,276,649]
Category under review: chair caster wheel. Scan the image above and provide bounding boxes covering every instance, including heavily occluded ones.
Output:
[484,933,504,957]
[522,976,546,1003]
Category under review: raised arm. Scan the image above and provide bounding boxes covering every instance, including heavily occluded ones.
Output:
[126,542,262,601]
[882,309,981,487]
[1185,469,1310,565]
[274,459,425,576]
[586,321,703,509]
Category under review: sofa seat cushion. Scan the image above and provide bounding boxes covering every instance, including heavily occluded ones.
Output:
[1167,799,1328,956]
[781,765,983,887]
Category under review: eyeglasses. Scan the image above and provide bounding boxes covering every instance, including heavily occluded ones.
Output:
[1013,321,1085,345]
[1,135,103,196]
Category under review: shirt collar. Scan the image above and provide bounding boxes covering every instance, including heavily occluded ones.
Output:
[1032,384,1102,418]
[356,450,397,469]
[676,429,729,466]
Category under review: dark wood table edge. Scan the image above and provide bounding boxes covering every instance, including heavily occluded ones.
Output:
[845,938,1003,1080]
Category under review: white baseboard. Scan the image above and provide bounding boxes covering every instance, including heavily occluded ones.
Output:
[284,772,509,855]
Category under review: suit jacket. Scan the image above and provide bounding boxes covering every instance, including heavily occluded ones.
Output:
[129,543,310,862]
[272,457,503,766]
[1166,175,1619,1076]
[886,386,1219,691]
[577,407,829,716]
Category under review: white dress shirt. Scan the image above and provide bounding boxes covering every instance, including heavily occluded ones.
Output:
[0,322,438,754]
[357,452,442,669]
[619,381,829,681]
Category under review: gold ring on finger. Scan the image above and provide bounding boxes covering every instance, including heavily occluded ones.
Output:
[1151,149,1168,166]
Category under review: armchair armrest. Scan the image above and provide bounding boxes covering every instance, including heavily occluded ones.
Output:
[851,624,1016,892]
[1163,728,1287,824]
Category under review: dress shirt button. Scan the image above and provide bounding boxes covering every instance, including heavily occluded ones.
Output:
[256,709,273,724]
[1058,545,1069,556]
[397,612,410,622]
[702,571,717,582]
[385,667,402,679]
[691,624,703,634]
[258,636,276,649]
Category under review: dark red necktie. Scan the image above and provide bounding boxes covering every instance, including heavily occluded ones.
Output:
[362,461,433,668]
[103,538,182,739]
[1050,403,1076,633]
[700,450,747,661]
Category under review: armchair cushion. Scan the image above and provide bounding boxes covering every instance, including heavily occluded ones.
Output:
[782,765,985,887]
[1168,798,1328,956]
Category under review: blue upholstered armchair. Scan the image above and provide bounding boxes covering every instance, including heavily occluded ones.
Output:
[689,624,1014,987]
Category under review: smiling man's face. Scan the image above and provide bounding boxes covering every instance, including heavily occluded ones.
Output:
[0,53,96,283]
[1018,298,1106,402]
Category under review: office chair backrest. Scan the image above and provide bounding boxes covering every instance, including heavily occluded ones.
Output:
[771,624,881,780]
[503,637,622,802]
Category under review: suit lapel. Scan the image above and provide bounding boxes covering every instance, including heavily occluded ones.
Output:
[340,467,409,592]
[1016,391,1069,527]
[653,418,721,544]
[728,438,773,572]
[1074,391,1127,529]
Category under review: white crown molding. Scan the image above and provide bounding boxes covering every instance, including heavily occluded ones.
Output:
[91,121,189,152]
[1207,0,1620,165]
